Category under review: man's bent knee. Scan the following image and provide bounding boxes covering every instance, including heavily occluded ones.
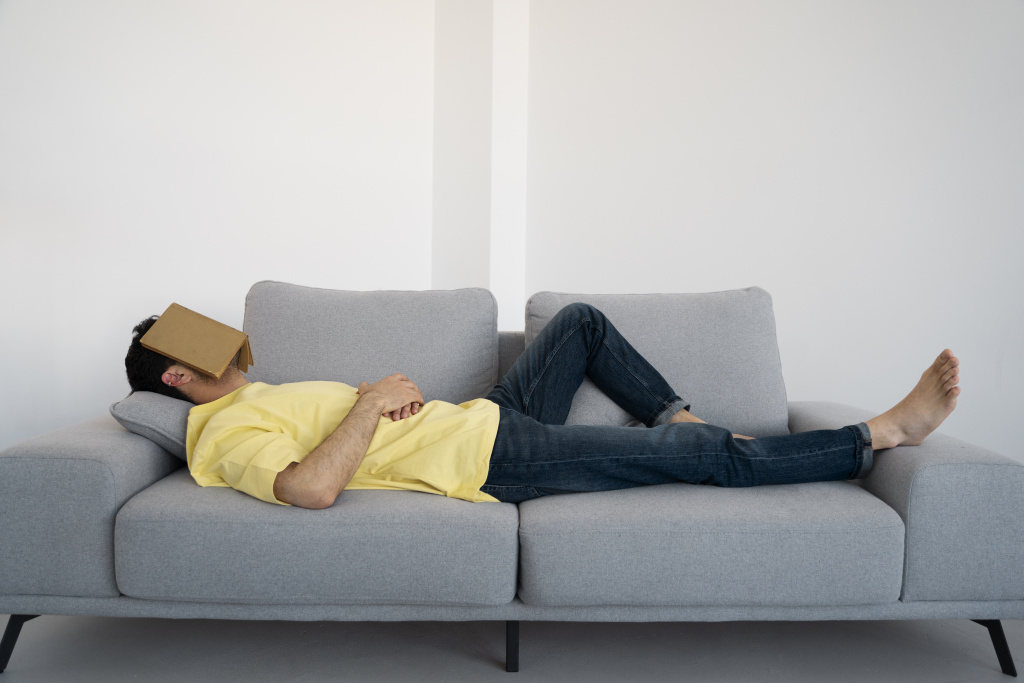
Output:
[557,302,602,324]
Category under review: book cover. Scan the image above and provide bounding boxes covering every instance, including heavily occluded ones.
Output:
[141,303,253,378]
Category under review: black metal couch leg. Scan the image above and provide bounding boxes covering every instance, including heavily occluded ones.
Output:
[0,615,39,674]
[973,619,1017,677]
[505,620,519,672]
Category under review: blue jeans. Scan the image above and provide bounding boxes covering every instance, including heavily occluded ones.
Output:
[481,303,873,503]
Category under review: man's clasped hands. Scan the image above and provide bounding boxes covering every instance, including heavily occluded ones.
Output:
[356,373,425,422]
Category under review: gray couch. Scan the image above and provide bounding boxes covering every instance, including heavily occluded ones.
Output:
[2,281,1023,676]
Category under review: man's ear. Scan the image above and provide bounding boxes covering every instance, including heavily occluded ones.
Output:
[161,364,195,389]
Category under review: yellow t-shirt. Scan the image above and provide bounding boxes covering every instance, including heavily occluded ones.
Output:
[185,381,500,505]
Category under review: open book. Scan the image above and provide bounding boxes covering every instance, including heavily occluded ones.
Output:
[141,303,253,378]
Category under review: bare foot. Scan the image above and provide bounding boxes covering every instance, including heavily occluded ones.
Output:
[669,408,706,424]
[866,350,961,450]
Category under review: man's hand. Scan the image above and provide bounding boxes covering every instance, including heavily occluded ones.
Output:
[356,374,424,421]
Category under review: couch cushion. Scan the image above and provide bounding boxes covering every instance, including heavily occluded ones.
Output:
[115,469,519,606]
[517,482,905,607]
[243,282,499,404]
[525,288,788,437]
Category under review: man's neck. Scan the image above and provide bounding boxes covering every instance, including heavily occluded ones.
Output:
[191,371,250,405]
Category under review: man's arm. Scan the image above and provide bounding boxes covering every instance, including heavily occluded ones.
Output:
[272,374,423,509]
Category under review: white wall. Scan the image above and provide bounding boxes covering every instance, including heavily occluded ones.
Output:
[527,0,1024,460]
[2,0,1022,463]
[0,0,436,446]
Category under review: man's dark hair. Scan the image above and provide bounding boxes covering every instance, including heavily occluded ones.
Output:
[125,316,193,403]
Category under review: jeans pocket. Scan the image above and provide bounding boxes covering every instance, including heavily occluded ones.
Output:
[480,484,542,504]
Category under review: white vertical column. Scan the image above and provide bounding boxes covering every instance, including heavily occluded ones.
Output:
[489,0,529,330]
[431,0,493,290]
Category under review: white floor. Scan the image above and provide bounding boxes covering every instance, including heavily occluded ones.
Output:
[1,615,1021,682]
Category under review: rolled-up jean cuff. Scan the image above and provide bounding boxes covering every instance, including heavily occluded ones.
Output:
[651,399,692,427]
[850,422,874,478]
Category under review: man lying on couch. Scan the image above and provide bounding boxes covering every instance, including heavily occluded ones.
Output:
[124,303,960,509]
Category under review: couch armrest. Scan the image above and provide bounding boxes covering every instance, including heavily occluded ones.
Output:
[0,415,182,599]
[789,401,1024,601]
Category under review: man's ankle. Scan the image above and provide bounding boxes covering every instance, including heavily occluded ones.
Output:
[669,409,705,425]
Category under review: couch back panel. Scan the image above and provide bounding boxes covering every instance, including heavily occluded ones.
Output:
[497,331,525,381]
[526,288,789,436]
[243,281,499,405]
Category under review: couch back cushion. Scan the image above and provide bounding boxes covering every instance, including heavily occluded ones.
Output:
[525,288,789,436]
[243,282,499,404]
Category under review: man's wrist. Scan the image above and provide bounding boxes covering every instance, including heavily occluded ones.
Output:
[355,391,388,416]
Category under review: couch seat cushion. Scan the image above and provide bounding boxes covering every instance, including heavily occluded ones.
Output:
[517,482,904,607]
[243,282,499,404]
[526,289,788,437]
[115,469,519,606]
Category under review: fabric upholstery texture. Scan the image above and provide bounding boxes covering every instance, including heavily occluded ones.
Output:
[497,331,526,382]
[789,401,1024,602]
[526,289,789,436]
[517,481,905,607]
[109,391,192,460]
[0,416,181,598]
[4,593,1024,624]
[115,469,520,606]
[243,282,499,404]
